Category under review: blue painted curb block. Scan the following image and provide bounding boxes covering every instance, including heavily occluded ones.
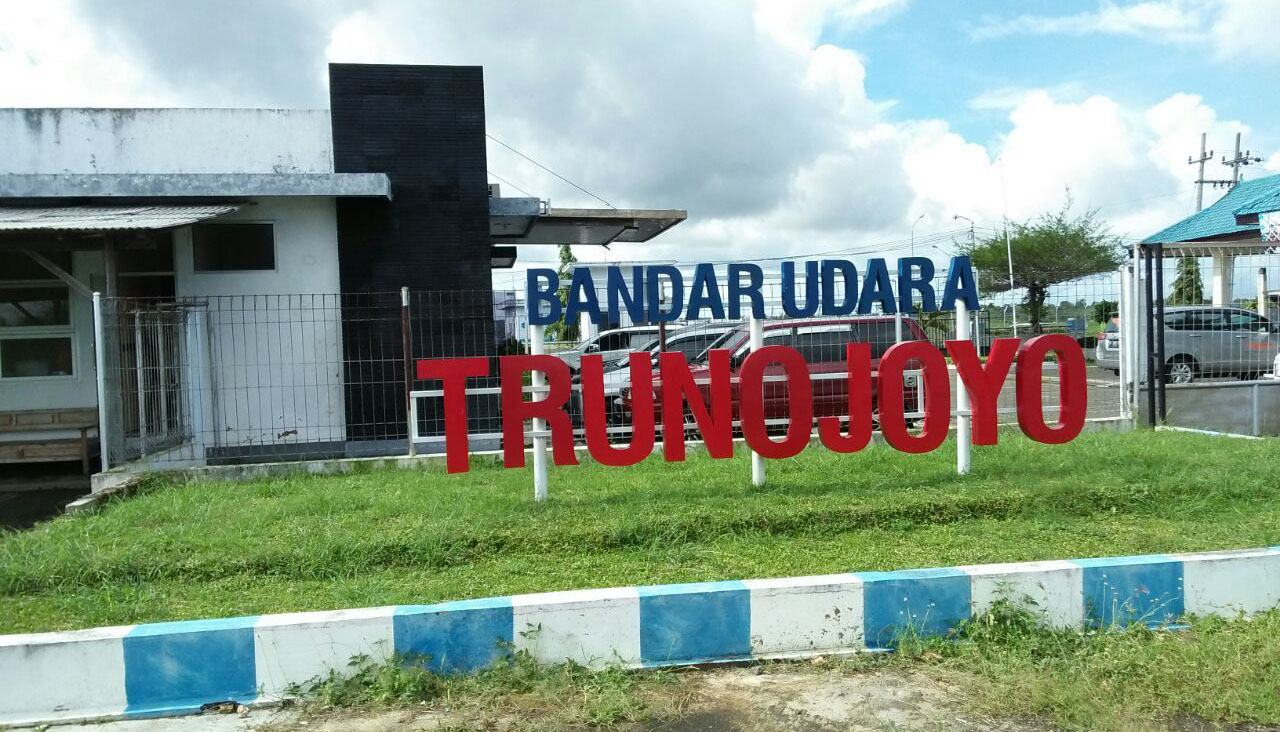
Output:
[394,597,514,674]
[3,547,1279,726]
[858,568,972,650]
[637,581,751,666]
[1075,555,1184,627]
[124,617,259,718]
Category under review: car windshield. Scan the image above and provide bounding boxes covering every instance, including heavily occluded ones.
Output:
[691,329,742,364]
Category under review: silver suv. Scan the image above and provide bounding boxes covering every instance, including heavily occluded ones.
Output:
[1098,306,1280,383]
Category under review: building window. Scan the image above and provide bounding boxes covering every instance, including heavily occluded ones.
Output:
[0,285,71,327]
[0,337,74,378]
[193,223,276,272]
[0,252,75,379]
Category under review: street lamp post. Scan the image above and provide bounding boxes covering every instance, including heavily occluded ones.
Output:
[945,214,980,293]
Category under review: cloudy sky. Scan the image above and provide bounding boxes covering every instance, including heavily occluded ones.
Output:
[2,0,1278,268]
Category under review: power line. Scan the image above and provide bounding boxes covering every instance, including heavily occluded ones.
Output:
[486,133,616,209]
[487,170,535,198]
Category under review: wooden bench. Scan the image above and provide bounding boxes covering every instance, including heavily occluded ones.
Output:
[0,408,99,474]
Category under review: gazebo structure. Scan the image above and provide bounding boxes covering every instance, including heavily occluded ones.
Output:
[1143,173,1280,311]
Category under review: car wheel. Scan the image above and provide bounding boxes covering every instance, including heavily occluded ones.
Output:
[1165,356,1197,385]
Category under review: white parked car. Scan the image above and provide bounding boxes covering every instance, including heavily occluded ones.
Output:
[554,325,661,373]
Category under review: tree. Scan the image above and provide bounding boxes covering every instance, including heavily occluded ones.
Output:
[545,244,579,343]
[960,197,1122,334]
[1167,257,1204,305]
[1091,300,1118,324]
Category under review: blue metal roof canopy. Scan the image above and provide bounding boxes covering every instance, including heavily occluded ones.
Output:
[1143,173,1280,251]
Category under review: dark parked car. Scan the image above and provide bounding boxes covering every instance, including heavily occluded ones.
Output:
[622,316,928,430]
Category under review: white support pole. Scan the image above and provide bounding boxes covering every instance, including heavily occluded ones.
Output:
[894,311,903,343]
[1005,223,1018,338]
[1212,254,1235,306]
[402,287,415,458]
[92,292,110,473]
[1118,265,1130,420]
[134,310,147,458]
[1136,243,1146,386]
[529,322,549,503]
[1257,268,1269,320]
[749,316,765,487]
[955,299,971,475]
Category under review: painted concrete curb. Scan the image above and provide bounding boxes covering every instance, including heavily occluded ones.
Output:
[2,547,1278,726]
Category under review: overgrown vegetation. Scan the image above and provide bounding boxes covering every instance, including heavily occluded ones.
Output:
[2,431,1280,634]
[867,603,1280,731]
[293,646,682,730]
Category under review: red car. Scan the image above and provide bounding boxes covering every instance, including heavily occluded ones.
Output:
[621,316,927,430]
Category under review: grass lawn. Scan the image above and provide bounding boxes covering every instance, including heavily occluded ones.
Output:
[3,430,1280,634]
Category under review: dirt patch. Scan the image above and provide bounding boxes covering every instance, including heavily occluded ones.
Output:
[655,667,1047,732]
[250,666,1051,732]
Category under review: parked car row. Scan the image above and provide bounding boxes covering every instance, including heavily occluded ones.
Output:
[558,316,929,428]
[1094,306,1280,384]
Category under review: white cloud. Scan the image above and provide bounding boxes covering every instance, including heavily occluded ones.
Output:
[969,1,1206,42]
[1211,0,1280,63]
[970,0,1280,66]
[755,0,909,52]
[0,0,1259,270]
[0,0,172,106]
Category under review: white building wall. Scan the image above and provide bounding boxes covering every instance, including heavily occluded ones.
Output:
[173,198,346,453]
[0,108,333,174]
[0,108,350,462]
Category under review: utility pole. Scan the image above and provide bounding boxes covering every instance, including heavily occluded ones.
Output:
[1222,132,1262,188]
[1188,131,1260,210]
[1188,132,1214,212]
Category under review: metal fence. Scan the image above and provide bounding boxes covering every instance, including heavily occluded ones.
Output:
[93,264,1136,472]
[1130,248,1280,435]
[98,293,409,467]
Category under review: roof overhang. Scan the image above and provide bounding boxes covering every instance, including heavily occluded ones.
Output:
[0,173,392,200]
[490,197,686,246]
[1143,238,1277,257]
[0,204,239,232]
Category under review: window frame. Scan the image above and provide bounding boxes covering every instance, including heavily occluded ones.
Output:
[191,221,278,274]
[0,255,77,382]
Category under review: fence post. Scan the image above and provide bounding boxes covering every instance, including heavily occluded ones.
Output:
[1257,268,1269,321]
[749,316,765,487]
[955,300,971,475]
[134,310,147,458]
[1118,264,1131,421]
[401,287,415,457]
[529,322,549,502]
[93,292,110,473]
[1153,243,1167,423]
[1252,383,1261,437]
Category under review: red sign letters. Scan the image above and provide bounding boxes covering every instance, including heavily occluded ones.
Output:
[416,335,1087,474]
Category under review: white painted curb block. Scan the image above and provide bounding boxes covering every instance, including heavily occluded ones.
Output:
[2,547,1278,726]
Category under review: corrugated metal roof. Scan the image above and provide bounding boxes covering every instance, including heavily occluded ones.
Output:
[1233,181,1280,216]
[0,205,238,231]
[1143,173,1280,244]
